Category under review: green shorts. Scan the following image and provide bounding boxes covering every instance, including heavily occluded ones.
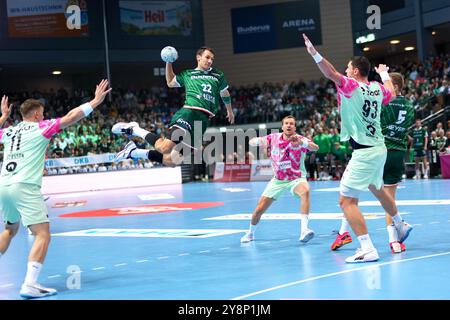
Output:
[383,150,406,185]
[341,145,386,191]
[262,177,308,200]
[0,183,49,227]
[169,108,210,149]
[414,149,426,158]
[315,153,329,163]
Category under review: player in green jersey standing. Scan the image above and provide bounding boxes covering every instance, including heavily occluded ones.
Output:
[112,47,235,166]
[410,119,429,179]
[381,73,415,253]
[0,80,111,299]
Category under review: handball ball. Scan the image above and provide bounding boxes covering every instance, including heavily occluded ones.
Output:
[161,46,178,63]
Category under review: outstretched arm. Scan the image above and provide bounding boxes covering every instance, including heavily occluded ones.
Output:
[303,33,343,85]
[220,89,234,124]
[0,95,13,128]
[60,79,111,129]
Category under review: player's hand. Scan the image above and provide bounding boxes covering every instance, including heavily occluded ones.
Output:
[303,33,317,56]
[289,134,301,146]
[1,95,13,118]
[91,79,112,107]
[227,109,235,124]
[375,64,389,74]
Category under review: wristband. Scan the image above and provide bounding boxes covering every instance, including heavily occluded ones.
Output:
[380,71,390,82]
[80,103,93,116]
[221,95,231,105]
[312,52,323,63]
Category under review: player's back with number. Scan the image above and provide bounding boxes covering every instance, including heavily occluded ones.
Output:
[381,96,415,151]
[337,76,391,147]
[0,119,59,186]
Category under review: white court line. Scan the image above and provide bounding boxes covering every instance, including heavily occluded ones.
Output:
[114,263,127,267]
[0,283,14,288]
[47,274,61,279]
[157,256,169,260]
[280,239,290,242]
[219,247,230,250]
[259,242,271,245]
[318,235,330,238]
[231,251,450,300]
[198,250,211,254]
[178,253,190,256]
[136,260,149,263]
[429,222,440,224]
[92,267,105,271]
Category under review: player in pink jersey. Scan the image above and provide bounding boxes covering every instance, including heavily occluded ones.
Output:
[303,33,413,263]
[241,116,319,243]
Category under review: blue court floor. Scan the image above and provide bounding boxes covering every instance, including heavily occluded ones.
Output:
[0,179,449,300]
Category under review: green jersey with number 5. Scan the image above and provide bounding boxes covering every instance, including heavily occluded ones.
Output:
[175,67,229,117]
[380,96,415,151]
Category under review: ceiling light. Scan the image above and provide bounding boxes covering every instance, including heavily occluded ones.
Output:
[363,47,370,51]
[404,47,415,51]
[52,70,62,75]
[390,40,400,44]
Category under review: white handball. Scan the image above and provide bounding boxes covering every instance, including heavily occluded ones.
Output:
[161,46,178,63]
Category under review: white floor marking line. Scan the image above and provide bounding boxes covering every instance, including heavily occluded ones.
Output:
[198,250,211,253]
[0,283,14,288]
[219,247,230,250]
[280,239,290,242]
[114,263,127,267]
[260,242,271,245]
[429,222,440,224]
[157,256,169,260]
[47,274,62,278]
[231,251,450,300]
[318,235,330,238]
[92,267,105,271]
[178,253,190,256]
[136,260,149,263]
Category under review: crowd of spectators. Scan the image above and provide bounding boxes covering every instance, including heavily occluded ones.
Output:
[0,54,449,178]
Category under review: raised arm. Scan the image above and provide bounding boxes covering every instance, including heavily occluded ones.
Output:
[0,95,13,128]
[166,62,180,88]
[375,64,396,102]
[59,79,111,129]
[303,33,343,85]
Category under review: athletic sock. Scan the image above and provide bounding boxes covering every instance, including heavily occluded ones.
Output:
[132,127,150,140]
[130,149,149,159]
[300,214,309,232]
[387,224,398,243]
[24,261,42,285]
[357,234,375,251]
[339,218,350,235]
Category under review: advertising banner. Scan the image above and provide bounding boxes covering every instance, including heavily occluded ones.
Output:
[119,1,192,36]
[6,0,89,38]
[231,0,322,53]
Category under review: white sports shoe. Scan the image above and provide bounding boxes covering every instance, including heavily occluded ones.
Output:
[345,248,379,263]
[240,232,254,243]
[111,121,139,137]
[423,175,429,179]
[20,283,57,299]
[299,228,315,243]
[114,141,137,163]
[395,221,413,243]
